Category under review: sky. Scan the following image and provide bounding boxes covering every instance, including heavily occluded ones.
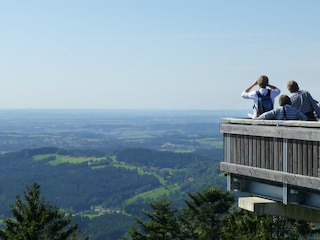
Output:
[1,1,320,110]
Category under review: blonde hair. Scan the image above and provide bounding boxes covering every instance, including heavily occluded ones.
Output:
[257,75,269,88]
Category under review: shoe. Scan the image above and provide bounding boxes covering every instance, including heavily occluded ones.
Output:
[248,113,254,119]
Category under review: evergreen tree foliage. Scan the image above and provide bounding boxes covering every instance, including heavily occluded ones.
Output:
[124,187,317,240]
[223,209,275,240]
[0,182,86,240]
[223,208,317,240]
[181,187,234,240]
[124,187,234,240]
[123,199,184,240]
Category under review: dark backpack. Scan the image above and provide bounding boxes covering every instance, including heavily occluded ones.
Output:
[255,89,273,116]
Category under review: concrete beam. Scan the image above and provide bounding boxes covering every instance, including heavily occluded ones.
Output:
[239,197,320,223]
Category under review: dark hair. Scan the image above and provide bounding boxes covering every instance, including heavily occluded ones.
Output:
[287,80,299,93]
[279,94,291,106]
[257,75,269,88]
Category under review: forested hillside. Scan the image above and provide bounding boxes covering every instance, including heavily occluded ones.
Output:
[0,109,237,239]
[0,146,224,239]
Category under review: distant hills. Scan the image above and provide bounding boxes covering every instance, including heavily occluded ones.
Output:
[0,109,230,239]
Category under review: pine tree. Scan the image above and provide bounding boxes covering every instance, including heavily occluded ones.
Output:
[124,188,235,240]
[123,198,184,240]
[222,208,315,240]
[123,187,316,240]
[0,182,86,240]
[181,187,234,240]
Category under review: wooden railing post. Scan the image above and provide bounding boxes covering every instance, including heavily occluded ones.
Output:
[225,133,231,191]
[283,137,288,204]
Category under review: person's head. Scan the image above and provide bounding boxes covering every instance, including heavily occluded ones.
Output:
[279,94,291,106]
[287,80,299,93]
[257,75,269,88]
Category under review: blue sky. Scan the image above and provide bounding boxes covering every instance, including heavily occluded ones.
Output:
[1,1,319,110]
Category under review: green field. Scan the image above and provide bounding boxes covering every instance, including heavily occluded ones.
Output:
[33,154,106,166]
[33,153,177,205]
[125,184,180,205]
[196,138,223,148]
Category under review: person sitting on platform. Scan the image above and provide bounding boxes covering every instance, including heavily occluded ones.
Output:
[287,80,320,121]
[255,94,307,120]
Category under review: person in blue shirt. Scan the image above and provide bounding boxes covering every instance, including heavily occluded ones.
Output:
[287,80,320,121]
[256,94,307,120]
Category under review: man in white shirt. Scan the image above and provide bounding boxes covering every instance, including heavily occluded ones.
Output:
[241,75,281,118]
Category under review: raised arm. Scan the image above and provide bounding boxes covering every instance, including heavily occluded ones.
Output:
[267,83,278,90]
[244,80,258,93]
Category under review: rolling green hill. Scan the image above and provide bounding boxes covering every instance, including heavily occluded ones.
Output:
[0,146,225,239]
[0,109,231,239]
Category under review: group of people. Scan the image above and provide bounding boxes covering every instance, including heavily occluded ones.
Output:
[241,75,320,121]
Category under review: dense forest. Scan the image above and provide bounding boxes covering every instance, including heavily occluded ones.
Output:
[2,181,319,240]
[0,146,225,239]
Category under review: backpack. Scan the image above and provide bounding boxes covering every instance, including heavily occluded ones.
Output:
[255,89,273,116]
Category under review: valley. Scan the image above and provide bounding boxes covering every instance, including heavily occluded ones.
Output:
[0,109,245,239]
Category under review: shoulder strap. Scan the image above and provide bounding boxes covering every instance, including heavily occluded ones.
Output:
[257,89,270,97]
[256,90,261,97]
[267,89,271,96]
[283,106,287,120]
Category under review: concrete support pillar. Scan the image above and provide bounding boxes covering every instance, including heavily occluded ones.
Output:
[239,197,320,223]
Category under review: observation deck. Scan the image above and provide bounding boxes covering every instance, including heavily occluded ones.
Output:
[220,118,320,222]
